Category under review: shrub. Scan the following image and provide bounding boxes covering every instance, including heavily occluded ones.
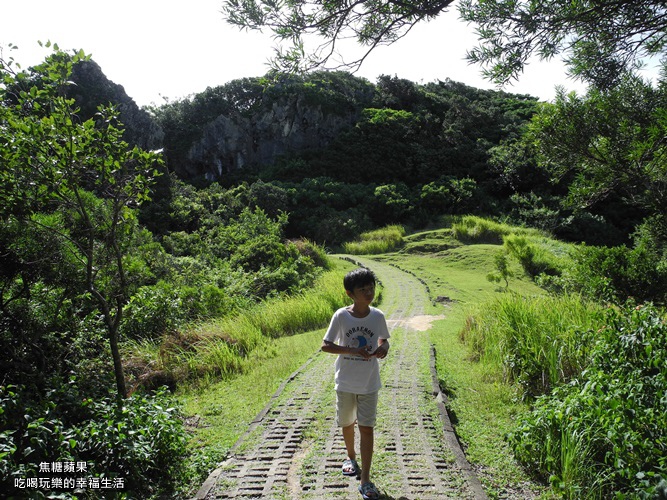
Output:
[0,386,77,489]
[77,388,187,497]
[122,282,183,339]
[563,243,667,305]
[1,385,187,498]
[509,303,667,498]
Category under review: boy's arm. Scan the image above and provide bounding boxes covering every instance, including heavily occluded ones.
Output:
[322,340,372,359]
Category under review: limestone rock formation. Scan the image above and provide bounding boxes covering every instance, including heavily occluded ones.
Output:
[185,90,362,181]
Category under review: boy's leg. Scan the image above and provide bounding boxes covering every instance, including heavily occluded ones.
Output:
[356,392,379,485]
[358,425,374,484]
[337,391,358,466]
[343,423,356,461]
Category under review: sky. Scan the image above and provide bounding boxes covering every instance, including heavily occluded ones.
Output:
[1,0,591,107]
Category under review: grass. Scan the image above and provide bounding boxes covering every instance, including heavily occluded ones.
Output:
[343,224,406,254]
[377,226,549,497]
[451,215,548,245]
[460,293,604,395]
[123,263,350,387]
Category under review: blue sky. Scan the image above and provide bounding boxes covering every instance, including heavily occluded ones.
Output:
[2,0,592,107]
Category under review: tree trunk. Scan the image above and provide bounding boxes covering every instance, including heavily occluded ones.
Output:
[108,323,127,399]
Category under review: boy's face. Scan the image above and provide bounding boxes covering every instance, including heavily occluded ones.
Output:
[346,283,375,306]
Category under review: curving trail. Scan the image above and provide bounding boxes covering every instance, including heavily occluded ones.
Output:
[195,257,487,499]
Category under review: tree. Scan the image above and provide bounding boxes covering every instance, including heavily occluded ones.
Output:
[459,0,667,90]
[0,43,163,399]
[526,75,666,231]
[222,0,456,72]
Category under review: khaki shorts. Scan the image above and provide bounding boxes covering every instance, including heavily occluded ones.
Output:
[336,391,379,428]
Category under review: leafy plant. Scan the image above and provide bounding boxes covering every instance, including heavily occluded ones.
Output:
[0,44,163,398]
[77,388,187,497]
[461,293,603,396]
[487,251,513,289]
[509,303,667,498]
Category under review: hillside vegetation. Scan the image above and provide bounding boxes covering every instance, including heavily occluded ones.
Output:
[1,43,666,499]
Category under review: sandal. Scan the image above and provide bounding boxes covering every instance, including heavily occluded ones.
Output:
[342,458,360,478]
[359,481,380,499]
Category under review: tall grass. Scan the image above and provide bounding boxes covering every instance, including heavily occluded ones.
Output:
[161,268,349,383]
[461,293,604,396]
[343,224,405,254]
[503,234,564,277]
[452,215,546,244]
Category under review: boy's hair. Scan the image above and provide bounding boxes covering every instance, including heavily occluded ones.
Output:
[343,267,376,292]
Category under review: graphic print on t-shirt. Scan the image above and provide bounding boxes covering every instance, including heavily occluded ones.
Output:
[344,325,376,361]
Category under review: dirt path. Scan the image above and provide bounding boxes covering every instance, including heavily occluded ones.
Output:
[194,257,487,499]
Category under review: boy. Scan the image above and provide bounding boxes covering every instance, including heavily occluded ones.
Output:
[321,267,390,500]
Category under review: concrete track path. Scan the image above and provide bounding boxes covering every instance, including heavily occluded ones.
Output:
[195,257,487,499]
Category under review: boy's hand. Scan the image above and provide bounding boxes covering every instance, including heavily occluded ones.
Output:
[373,342,389,359]
[350,346,373,359]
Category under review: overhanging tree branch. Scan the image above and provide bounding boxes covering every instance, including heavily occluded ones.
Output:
[222,0,456,72]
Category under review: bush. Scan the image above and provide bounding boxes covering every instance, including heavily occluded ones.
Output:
[122,281,238,339]
[1,385,187,498]
[508,303,667,498]
[77,388,187,497]
[563,243,667,305]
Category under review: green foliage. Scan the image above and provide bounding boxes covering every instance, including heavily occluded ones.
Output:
[507,192,561,232]
[452,215,547,245]
[373,184,414,223]
[503,234,562,278]
[343,225,406,255]
[461,0,667,89]
[553,227,667,304]
[77,388,187,497]
[526,77,667,245]
[159,268,348,382]
[420,177,477,215]
[461,294,604,397]
[0,383,187,498]
[508,304,667,497]
[0,44,163,399]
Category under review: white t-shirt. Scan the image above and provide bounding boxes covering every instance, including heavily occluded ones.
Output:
[323,306,391,394]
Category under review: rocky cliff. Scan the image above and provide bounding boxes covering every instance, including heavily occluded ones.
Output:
[69,64,375,182]
[70,60,164,151]
[185,91,362,180]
